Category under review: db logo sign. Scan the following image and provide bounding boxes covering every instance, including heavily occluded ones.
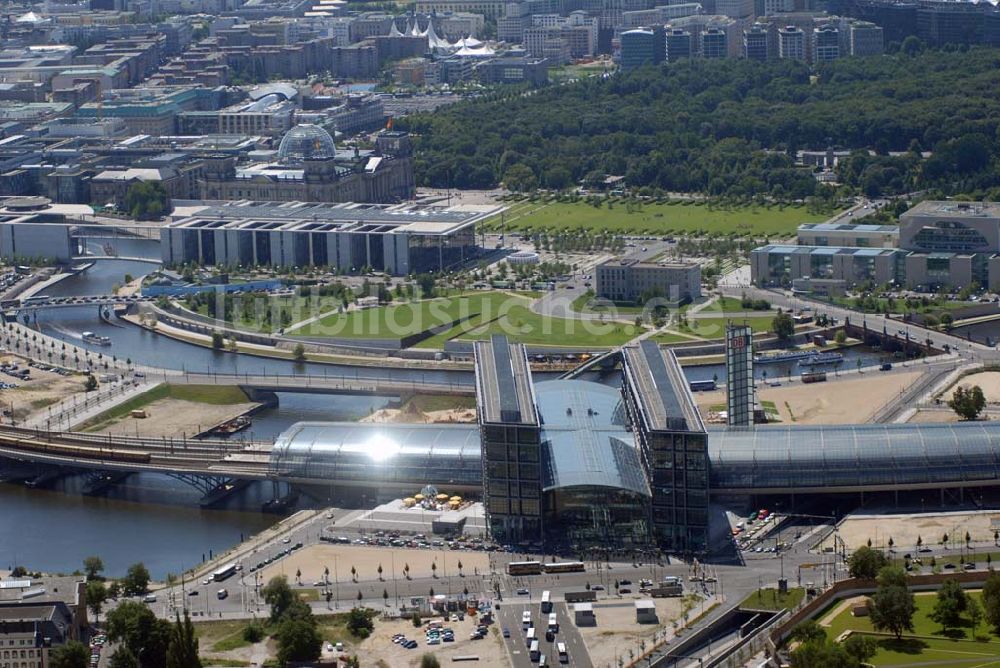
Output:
[731,336,747,349]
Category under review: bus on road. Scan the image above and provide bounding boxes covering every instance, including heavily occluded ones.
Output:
[212,563,237,582]
[540,591,552,613]
[543,561,585,574]
[508,561,543,576]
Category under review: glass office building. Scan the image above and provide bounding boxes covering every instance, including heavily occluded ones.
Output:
[622,341,709,553]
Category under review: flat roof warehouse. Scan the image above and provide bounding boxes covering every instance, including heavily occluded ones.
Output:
[167,199,500,237]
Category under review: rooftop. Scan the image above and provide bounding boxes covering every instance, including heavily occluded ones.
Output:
[754,244,900,257]
[474,334,538,426]
[799,222,899,233]
[904,200,1000,219]
[535,380,649,498]
[0,576,83,608]
[167,200,504,237]
[623,341,705,433]
[708,422,1000,492]
[600,258,699,270]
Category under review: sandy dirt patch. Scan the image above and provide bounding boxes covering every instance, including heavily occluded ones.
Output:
[820,510,1000,552]
[696,371,923,425]
[256,543,491,585]
[90,397,258,437]
[578,596,688,668]
[1,356,87,422]
[950,371,1000,403]
[907,409,961,423]
[363,407,477,424]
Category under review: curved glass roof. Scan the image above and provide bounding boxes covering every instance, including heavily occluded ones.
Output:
[267,407,1000,494]
[276,124,336,163]
[708,422,1000,491]
[534,380,647,497]
[270,422,481,488]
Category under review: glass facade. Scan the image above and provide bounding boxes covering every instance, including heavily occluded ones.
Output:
[622,343,709,554]
[726,325,754,427]
[911,221,989,252]
[544,487,649,548]
[407,227,477,274]
[480,423,542,542]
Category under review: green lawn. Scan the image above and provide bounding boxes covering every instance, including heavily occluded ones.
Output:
[453,302,642,347]
[483,201,834,236]
[298,292,516,340]
[823,590,1000,667]
[192,295,344,334]
[569,291,647,316]
[651,331,702,344]
[78,384,250,432]
[742,587,805,611]
[401,394,478,413]
[297,291,643,348]
[670,315,776,341]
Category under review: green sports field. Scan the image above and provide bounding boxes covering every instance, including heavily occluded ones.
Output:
[487,200,835,236]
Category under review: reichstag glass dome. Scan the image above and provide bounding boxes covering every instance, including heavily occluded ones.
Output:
[276,124,337,163]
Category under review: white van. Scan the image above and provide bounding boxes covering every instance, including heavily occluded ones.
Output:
[142,594,157,603]
[529,640,540,661]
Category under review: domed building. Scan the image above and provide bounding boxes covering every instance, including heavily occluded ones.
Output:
[199,130,415,205]
[276,124,337,163]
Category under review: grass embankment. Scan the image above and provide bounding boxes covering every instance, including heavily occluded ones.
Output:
[483,200,832,236]
[824,590,1000,666]
[197,610,356,654]
[400,394,478,413]
[78,384,250,432]
[741,587,805,611]
[300,292,642,348]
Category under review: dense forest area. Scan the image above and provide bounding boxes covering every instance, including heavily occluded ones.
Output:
[399,49,1000,200]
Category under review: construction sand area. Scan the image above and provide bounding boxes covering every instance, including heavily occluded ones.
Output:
[696,370,923,424]
[819,510,1000,552]
[85,397,259,437]
[362,406,477,424]
[949,371,1000,402]
[907,409,961,423]
[1,356,87,422]
[256,543,492,586]
[578,595,690,668]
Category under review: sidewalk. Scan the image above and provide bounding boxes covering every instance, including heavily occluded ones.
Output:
[23,380,158,430]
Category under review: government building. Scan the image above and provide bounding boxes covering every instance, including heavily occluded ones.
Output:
[198,125,415,204]
[162,199,498,275]
[751,201,1000,293]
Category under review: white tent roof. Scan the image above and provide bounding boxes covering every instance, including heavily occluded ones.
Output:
[16,11,45,23]
[388,21,403,37]
[454,44,494,57]
[426,21,451,49]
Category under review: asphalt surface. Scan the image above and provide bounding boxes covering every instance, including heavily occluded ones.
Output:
[497,600,591,668]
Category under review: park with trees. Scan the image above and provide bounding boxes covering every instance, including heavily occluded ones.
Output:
[401,49,1000,202]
